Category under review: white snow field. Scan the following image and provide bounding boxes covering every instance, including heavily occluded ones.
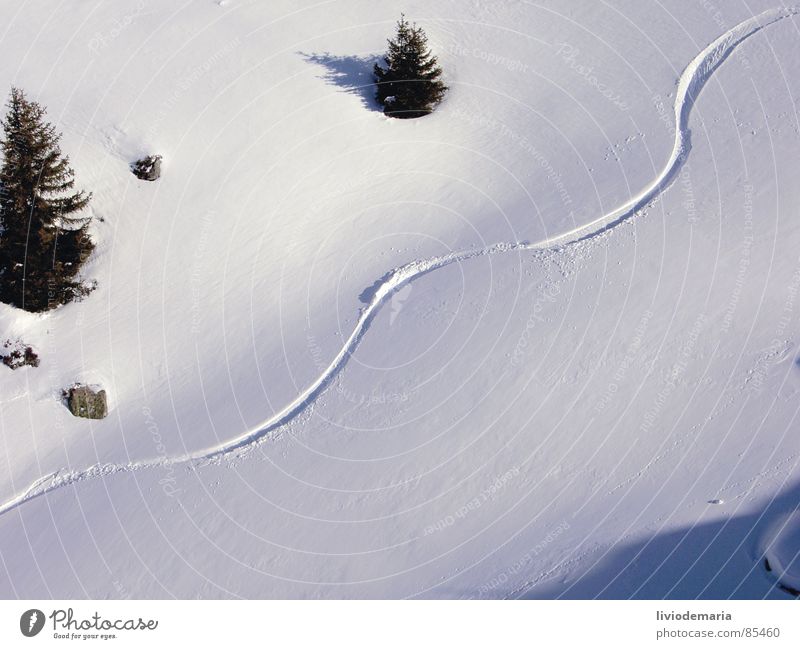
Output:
[1,0,800,598]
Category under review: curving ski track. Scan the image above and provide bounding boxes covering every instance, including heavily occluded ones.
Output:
[1,7,797,518]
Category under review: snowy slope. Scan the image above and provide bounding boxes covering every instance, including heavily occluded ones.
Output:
[1,0,800,598]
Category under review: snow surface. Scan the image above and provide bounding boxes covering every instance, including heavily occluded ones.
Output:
[1,0,800,598]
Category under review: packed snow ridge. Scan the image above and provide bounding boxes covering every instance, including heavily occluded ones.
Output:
[0,6,798,519]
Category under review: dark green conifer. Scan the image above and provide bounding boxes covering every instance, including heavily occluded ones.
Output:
[0,87,94,311]
[374,15,448,118]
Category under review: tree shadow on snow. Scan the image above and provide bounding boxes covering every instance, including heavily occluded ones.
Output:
[520,479,800,599]
[299,52,382,112]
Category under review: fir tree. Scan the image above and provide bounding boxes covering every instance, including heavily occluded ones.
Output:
[0,87,94,312]
[374,15,448,118]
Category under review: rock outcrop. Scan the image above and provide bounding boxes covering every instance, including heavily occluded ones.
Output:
[131,154,162,181]
[67,385,108,419]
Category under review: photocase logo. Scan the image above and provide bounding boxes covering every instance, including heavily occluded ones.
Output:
[20,609,45,637]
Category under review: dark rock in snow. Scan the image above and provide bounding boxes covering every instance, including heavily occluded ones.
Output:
[131,155,162,181]
[67,385,108,419]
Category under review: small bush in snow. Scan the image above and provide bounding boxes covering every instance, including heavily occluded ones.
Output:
[1,339,39,369]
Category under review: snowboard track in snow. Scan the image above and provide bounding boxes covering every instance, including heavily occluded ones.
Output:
[2,7,797,518]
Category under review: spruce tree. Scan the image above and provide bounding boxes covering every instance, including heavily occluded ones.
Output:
[374,15,448,118]
[0,87,94,312]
